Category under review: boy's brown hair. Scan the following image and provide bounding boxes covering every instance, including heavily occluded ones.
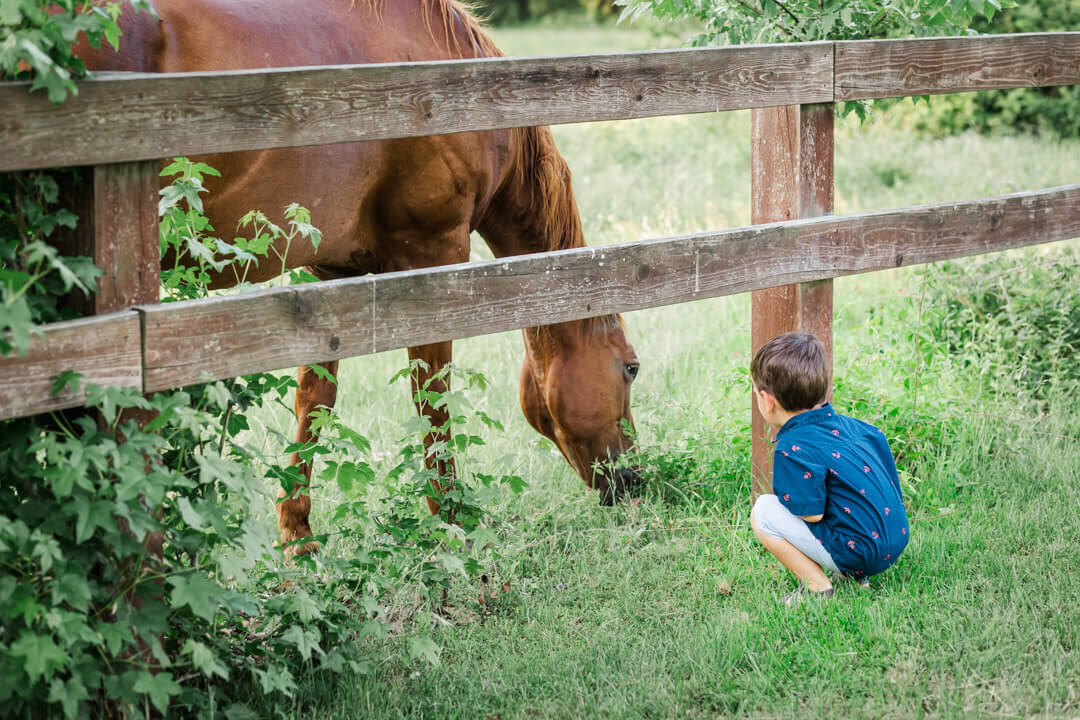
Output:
[750,332,829,412]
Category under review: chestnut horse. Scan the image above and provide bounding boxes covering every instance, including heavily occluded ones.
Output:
[77,0,642,554]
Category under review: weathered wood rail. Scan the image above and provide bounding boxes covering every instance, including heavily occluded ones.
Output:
[2,33,1079,490]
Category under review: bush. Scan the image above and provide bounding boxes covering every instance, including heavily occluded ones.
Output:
[1,156,518,716]
[911,1,1080,139]
[922,244,1080,408]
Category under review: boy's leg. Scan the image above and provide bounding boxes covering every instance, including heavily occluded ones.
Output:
[751,494,836,593]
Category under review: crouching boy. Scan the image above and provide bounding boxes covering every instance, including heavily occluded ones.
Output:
[749,332,909,604]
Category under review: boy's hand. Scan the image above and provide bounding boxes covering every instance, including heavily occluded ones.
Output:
[801,514,823,523]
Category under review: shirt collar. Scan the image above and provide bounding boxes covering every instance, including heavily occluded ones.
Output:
[776,402,834,437]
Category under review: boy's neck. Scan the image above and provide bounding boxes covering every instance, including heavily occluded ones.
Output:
[769,402,825,432]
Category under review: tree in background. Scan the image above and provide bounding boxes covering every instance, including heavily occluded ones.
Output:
[615,0,1008,44]
[917,0,1080,138]
[615,0,1079,138]
[474,0,618,23]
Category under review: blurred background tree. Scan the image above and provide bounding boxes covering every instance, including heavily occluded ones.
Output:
[916,0,1080,139]
[473,0,618,24]
[476,0,1077,139]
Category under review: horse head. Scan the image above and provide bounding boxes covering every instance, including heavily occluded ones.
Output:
[520,318,643,505]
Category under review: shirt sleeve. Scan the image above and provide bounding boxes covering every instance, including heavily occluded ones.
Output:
[771,449,827,516]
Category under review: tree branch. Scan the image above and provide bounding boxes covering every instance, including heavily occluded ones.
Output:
[770,0,803,29]
[734,0,763,17]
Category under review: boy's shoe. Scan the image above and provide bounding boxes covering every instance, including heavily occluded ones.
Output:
[780,585,835,606]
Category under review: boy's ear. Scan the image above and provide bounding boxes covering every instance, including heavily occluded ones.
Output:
[756,388,775,413]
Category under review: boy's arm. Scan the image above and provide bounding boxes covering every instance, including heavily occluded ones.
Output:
[801,514,823,523]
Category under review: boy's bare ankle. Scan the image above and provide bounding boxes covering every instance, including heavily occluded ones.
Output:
[807,580,833,593]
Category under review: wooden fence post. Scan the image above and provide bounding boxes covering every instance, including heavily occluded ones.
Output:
[750,103,834,499]
[54,161,159,315]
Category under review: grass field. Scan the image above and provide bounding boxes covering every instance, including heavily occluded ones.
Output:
[240,19,1080,719]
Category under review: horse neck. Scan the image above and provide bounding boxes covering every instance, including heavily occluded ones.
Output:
[482,127,625,366]
[480,126,587,258]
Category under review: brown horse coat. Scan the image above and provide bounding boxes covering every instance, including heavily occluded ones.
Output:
[77,0,641,553]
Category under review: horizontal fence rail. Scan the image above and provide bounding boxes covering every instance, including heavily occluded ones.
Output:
[4,184,1077,418]
[0,43,832,172]
[836,33,1080,101]
[2,33,1079,172]
[0,313,142,419]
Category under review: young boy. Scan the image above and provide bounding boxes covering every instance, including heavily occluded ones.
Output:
[749,332,909,604]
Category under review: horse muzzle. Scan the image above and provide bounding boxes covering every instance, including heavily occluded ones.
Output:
[598,466,644,506]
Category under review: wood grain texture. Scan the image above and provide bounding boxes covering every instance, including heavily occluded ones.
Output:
[140,185,1080,392]
[91,161,161,311]
[0,43,832,172]
[750,103,835,499]
[0,312,142,420]
[836,33,1080,101]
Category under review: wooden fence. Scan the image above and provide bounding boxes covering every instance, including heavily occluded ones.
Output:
[2,32,1079,491]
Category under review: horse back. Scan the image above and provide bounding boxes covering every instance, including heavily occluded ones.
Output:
[76,0,511,283]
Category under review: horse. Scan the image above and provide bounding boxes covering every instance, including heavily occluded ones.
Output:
[75,0,642,555]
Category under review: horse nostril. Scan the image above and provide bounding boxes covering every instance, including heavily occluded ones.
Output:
[618,467,644,494]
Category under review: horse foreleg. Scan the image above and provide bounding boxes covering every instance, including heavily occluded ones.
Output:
[279,361,339,557]
[407,342,456,515]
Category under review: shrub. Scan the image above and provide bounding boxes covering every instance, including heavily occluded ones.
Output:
[910,1,1080,140]
[0,157,516,716]
[922,244,1080,407]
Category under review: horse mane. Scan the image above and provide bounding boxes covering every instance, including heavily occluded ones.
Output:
[425,0,503,59]
[368,0,617,343]
[362,0,502,59]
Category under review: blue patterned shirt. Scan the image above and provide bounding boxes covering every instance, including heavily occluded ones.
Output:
[772,403,910,576]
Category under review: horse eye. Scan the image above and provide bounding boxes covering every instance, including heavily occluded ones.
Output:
[624,362,640,381]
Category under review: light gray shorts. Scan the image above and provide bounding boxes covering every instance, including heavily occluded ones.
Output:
[752,493,840,573]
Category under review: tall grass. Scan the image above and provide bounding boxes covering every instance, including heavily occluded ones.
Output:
[239,20,1080,718]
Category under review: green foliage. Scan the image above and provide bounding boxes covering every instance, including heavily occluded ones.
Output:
[615,0,1007,45]
[614,0,1017,121]
[613,377,750,509]
[922,245,1080,407]
[158,158,323,301]
[0,1,147,104]
[0,170,101,356]
[474,0,617,24]
[908,1,1080,139]
[0,160,518,716]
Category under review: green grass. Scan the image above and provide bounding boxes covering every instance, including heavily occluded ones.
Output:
[237,20,1080,719]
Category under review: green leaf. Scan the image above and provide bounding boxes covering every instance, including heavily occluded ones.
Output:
[466,526,499,550]
[49,370,83,397]
[84,384,150,425]
[51,571,91,612]
[97,621,130,656]
[287,589,323,623]
[310,363,337,384]
[0,0,20,25]
[9,631,69,684]
[437,552,466,578]
[132,671,181,714]
[48,676,89,720]
[72,496,115,544]
[182,639,229,680]
[167,572,223,622]
[324,649,347,673]
[222,704,261,720]
[280,625,323,662]
[252,664,297,698]
[407,635,442,667]
[0,292,35,357]
[175,496,208,531]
